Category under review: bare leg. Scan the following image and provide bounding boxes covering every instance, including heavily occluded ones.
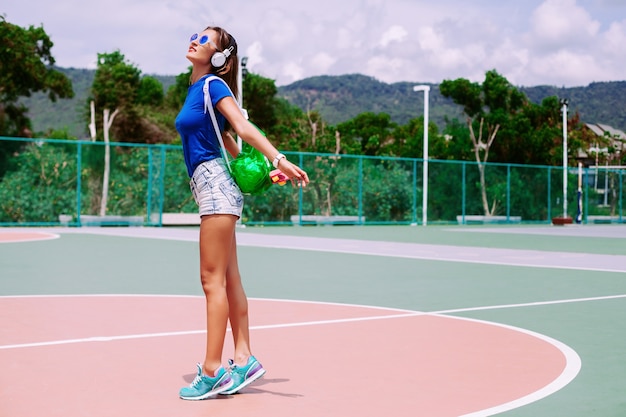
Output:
[199,214,237,376]
[225,232,253,366]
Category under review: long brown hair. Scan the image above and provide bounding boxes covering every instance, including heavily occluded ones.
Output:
[205,26,239,100]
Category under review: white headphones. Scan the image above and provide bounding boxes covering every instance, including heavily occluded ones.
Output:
[211,35,237,71]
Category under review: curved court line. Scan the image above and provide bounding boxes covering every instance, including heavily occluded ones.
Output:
[0,232,60,243]
[0,294,581,417]
[445,314,581,417]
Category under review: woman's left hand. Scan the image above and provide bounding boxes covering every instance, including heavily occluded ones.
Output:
[277,159,309,187]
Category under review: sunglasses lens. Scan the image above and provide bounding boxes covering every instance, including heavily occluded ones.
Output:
[199,35,210,45]
[190,33,198,42]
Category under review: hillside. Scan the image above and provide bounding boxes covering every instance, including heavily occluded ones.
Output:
[19,68,626,139]
[279,74,626,131]
[19,68,176,139]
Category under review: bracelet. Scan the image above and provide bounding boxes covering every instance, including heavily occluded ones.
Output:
[272,153,286,168]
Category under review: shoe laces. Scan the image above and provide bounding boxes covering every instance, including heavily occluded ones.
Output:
[189,374,202,388]
[189,363,204,387]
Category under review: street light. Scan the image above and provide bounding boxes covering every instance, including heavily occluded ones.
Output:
[414,85,430,226]
[237,56,248,107]
[236,57,248,150]
[560,98,569,219]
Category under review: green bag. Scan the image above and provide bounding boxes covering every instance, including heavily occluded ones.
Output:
[229,141,272,195]
[204,76,272,195]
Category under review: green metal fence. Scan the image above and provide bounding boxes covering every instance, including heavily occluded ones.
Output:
[0,137,624,226]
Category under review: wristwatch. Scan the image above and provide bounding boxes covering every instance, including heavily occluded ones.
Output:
[272,153,286,168]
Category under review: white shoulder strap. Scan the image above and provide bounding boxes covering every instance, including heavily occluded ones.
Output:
[202,76,248,171]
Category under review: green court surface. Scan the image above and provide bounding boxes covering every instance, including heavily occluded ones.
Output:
[1,224,625,416]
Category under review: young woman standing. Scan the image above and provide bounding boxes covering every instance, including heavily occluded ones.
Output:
[175,26,309,400]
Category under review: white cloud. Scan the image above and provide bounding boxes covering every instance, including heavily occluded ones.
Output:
[309,52,337,74]
[244,41,264,69]
[282,61,304,84]
[527,49,609,86]
[379,25,408,47]
[529,0,601,49]
[602,20,626,53]
[417,26,444,52]
[365,55,407,83]
[3,0,626,87]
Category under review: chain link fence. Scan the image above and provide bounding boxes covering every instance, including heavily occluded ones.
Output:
[1,137,624,226]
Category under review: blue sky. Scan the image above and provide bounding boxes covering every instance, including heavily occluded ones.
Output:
[3,0,626,87]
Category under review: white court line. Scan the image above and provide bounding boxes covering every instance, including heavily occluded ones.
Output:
[453,315,581,417]
[0,294,586,416]
[2,293,623,349]
[433,293,626,314]
[0,312,423,350]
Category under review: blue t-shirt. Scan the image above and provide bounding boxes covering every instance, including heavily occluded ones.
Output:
[175,75,233,177]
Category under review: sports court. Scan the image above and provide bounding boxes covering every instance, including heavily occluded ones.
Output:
[1,224,625,416]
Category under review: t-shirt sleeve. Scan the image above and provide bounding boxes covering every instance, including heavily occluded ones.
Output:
[208,78,233,107]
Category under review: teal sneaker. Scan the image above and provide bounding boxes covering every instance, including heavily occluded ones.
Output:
[179,364,233,400]
[220,356,266,395]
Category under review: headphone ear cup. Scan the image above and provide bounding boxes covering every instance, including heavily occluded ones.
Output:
[211,52,227,69]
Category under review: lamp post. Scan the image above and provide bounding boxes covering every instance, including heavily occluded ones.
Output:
[236,57,248,150]
[560,98,569,219]
[413,85,430,226]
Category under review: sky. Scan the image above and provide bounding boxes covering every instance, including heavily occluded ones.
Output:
[3,0,626,87]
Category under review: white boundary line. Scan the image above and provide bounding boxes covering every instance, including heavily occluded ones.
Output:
[454,315,581,417]
[434,293,626,314]
[0,294,583,417]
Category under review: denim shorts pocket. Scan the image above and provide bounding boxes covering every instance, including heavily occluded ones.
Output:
[219,178,243,209]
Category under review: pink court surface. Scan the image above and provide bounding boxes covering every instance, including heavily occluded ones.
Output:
[0,231,580,417]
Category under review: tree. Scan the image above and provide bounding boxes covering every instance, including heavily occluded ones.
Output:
[164,67,192,110]
[0,16,73,175]
[88,50,140,215]
[242,73,279,134]
[440,70,526,215]
[137,76,164,106]
[91,50,141,112]
[336,112,397,156]
[390,116,440,159]
[493,96,563,166]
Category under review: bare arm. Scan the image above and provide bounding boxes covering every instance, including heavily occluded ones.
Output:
[223,131,240,158]
[216,96,310,186]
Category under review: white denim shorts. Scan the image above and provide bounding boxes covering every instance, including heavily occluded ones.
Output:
[189,158,244,218]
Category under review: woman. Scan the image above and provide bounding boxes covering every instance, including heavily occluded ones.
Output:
[175,26,309,400]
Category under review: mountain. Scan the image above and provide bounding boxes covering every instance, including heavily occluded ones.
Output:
[19,69,626,139]
[278,74,626,131]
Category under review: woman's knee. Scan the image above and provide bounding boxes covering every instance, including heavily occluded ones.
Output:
[200,271,227,295]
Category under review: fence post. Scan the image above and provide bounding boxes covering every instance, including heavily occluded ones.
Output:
[506,164,511,221]
[461,161,466,225]
[358,156,364,224]
[584,166,589,224]
[619,169,624,223]
[158,146,167,227]
[297,153,304,223]
[412,159,418,225]
[547,166,552,222]
[147,147,153,225]
[76,141,82,227]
